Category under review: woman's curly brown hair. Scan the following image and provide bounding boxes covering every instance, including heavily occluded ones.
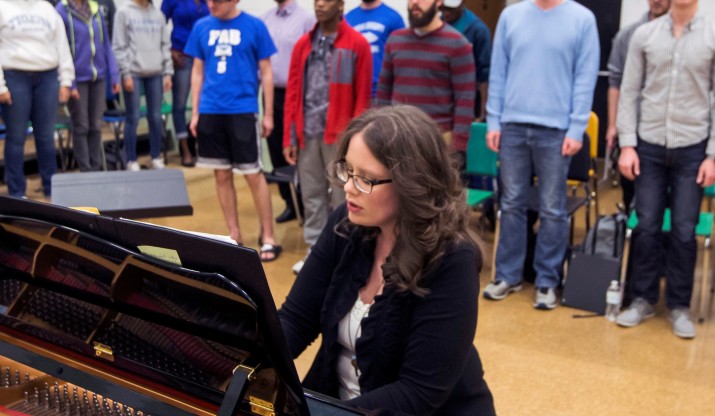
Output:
[331,105,483,296]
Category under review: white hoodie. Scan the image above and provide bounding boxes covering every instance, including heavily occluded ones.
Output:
[0,0,75,94]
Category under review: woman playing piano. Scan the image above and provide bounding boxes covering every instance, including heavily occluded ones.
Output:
[279,105,496,415]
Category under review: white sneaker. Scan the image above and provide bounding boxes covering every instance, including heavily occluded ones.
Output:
[668,308,696,339]
[616,297,655,327]
[533,287,558,310]
[483,280,522,300]
[292,250,311,275]
[292,259,304,275]
[126,161,140,171]
[151,158,165,169]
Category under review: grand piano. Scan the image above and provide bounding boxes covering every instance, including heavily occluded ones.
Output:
[0,196,366,416]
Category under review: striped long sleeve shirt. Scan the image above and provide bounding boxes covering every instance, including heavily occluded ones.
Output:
[617,12,715,157]
[375,23,476,151]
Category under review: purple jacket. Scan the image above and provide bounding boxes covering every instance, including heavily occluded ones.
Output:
[55,0,119,89]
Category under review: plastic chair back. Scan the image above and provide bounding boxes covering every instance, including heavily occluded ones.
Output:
[465,122,498,177]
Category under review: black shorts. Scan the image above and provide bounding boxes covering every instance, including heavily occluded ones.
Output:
[195,113,262,174]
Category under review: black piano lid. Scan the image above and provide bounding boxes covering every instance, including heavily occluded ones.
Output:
[0,196,310,415]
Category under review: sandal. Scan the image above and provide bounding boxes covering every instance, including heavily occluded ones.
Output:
[259,243,282,262]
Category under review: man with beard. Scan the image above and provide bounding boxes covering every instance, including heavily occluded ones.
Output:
[483,0,599,309]
[282,0,372,274]
[375,0,475,156]
[606,0,671,212]
[345,0,404,97]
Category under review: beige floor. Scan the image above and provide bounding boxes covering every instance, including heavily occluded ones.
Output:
[2,153,715,415]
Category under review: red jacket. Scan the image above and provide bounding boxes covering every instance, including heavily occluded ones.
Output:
[283,19,372,148]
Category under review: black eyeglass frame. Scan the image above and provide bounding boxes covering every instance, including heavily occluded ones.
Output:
[335,160,393,194]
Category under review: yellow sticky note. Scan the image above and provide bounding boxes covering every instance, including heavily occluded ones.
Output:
[137,245,182,266]
[71,206,100,214]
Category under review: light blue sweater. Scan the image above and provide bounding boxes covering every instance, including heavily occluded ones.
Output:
[486,0,600,140]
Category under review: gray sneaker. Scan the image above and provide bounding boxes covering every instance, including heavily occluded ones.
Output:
[533,287,557,310]
[616,297,654,327]
[483,280,522,300]
[668,308,696,339]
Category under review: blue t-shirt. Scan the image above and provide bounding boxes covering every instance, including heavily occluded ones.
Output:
[345,4,404,96]
[184,12,277,114]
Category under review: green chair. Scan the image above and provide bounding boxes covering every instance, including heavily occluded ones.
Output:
[462,122,499,280]
[464,122,498,208]
[704,184,715,211]
[620,209,714,322]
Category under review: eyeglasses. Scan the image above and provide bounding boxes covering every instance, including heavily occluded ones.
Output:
[335,160,393,194]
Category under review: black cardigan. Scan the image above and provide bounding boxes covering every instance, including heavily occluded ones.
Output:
[278,205,495,415]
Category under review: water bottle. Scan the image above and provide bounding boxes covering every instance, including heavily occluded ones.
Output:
[605,280,621,322]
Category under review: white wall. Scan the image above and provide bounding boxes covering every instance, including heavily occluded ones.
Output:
[242,0,408,21]
[122,0,714,32]
[113,0,410,21]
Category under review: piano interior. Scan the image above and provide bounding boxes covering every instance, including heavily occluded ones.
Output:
[0,213,303,415]
[0,357,142,415]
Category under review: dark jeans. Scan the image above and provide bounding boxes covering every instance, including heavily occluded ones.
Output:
[123,75,163,161]
[69,79,107,172]
[1,69,59,197]
[267,87,292,205]
[171,55,192,140]
[629,139,705,309]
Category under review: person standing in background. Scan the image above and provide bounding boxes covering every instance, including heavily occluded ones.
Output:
[345,0,404,98]
[56,0,120,172]
[186,0,282,261]
[616,0,715,339]
[162,0,209,167]
[113,0,173,171]
[440,0,491,121]
[0,0,74,198]
[283,0,372,274]
[97,0,116,39]
[483,0,599,309]
[606,0,671,212]
[376,0,475,156]
[262,0,315,224]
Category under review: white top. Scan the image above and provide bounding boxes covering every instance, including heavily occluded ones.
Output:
[0,0,75,94]
[336,295,372,400]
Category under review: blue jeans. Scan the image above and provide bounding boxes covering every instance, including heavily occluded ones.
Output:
[171,56,192,140]
[495,123,571,289]
[629,139,705,309]
[123,75,163,161]
[1,69,59,197]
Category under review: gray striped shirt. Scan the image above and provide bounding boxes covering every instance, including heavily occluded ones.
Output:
[617,12,715,156]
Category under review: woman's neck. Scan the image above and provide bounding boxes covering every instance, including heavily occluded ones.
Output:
[134,0,150,8]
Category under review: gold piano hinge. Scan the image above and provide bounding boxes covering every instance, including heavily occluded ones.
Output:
[233,364,256,381]
[93,342,114,362]
[248,396,275,416]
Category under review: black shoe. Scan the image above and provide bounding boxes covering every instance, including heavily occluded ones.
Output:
[275,207,297,223]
